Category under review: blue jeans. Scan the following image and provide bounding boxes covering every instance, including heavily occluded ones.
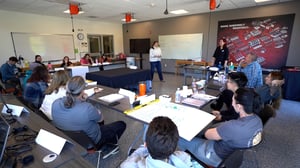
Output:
[150,61,163,81]
[178,137,222,167]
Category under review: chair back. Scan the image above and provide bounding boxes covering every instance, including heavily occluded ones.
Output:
[60,130,96,150]
[259,104,276,126]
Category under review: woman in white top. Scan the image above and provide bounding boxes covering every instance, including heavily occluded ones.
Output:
[40,70,70,120]
[149,41,164,82]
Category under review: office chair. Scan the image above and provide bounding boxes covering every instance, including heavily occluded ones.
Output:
[0,72,16,94]
[60,130,101,168]
[258,104,276,126]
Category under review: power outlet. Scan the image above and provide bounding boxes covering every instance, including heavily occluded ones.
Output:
[164,64,167,67]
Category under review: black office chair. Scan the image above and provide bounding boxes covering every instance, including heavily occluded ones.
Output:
[61,130,96,150]
[0,72,16,94]
[59,130,102,168]
[258,104,276,126]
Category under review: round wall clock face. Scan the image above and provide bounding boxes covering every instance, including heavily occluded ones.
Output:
[77,33,84,40]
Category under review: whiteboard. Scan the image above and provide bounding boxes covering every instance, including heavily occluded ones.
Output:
[11,32,75,62]
[159,33,203,60]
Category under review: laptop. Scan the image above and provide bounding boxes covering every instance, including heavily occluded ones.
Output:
[0,115,10,163]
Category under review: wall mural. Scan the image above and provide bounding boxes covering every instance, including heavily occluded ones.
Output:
[217,14,295,69]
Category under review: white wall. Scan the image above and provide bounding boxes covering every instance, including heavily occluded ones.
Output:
[0,10,124,64]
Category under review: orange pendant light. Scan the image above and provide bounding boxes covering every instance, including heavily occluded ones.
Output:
[125,13,132,22]
[69,4,79,15]
[210,0,216,10]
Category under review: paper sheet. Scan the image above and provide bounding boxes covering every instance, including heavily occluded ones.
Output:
[125,101,215,141]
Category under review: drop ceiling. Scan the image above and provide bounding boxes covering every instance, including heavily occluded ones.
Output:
[0,0,294,23]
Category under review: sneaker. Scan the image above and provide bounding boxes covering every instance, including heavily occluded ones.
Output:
[100,144,120,159]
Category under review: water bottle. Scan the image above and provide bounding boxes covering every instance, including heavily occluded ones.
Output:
[175,88,181,103]
[229,62,234,72]
[192,78,197,94]
[224,63,228,74]
[218,61,222,70]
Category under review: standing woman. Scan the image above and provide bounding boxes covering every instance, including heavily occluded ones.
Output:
[149,41,164,82]
[23,66,49,108]
[211,38,229,68]
[60,56,73,67]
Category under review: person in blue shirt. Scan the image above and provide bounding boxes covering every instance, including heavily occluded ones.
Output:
[23,66,49,108]
[237,53,263,88]
[0,56,21,94]
[120,116,193,168]
[178,88,263,167]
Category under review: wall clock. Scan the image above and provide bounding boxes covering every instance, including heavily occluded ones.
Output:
[77,33,84,40]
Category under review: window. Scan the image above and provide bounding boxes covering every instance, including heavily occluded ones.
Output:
[87,35,114,56]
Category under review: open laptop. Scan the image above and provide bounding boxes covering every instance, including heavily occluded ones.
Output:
[0,114,10,163]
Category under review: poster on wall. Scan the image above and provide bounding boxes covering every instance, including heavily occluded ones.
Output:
[217,14,295,69]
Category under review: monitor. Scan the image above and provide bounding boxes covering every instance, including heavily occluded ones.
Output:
[129,38,150,54]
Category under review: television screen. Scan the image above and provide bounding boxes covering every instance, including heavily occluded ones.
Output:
[130,38,150,54]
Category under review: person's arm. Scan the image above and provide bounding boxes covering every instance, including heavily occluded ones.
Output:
[205,127,222,140]
[120,145,148,168]
[223,47,229,67]
[211,57,216,66]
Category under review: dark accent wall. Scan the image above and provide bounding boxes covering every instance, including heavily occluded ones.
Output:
[123,1,300,73]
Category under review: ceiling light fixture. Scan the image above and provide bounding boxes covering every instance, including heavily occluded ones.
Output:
[255,0,272,3]
[122,13,136,22]
[170,10,188,15]
[63,3,84,14]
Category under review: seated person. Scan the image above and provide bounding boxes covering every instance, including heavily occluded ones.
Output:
[211,72,248,121]
[23,66,49,108]
[60,56,73,67]
[52,76,126,159]
[120,116,193,168]
[255,71,284,109]
[40,70,70,120]
[237,53,263,88]
[0,56,21,94]
[179,88,263,167]
[29,55,46,70]
[80,53,93,65]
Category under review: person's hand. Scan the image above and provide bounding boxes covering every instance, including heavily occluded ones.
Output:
[272,79,285,87]
[239,59,246,66]
[80,93,88,101]
[212,110,222,121]
[94,87,101,93]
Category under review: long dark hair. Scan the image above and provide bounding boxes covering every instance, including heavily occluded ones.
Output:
[64,76,85,108]
[234,88,263,115]
[27,66,49,83]
[228,72,248,88]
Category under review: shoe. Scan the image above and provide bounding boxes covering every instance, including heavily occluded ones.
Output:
[100,143,120,159]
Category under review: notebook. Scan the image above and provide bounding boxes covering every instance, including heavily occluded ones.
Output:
[0,115,10,162]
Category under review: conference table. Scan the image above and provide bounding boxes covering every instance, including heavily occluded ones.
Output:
[86,68,151,88]
[183,65,210,85]
[87,84,219,154]
[1,95,94,168]
[282,68,300,101]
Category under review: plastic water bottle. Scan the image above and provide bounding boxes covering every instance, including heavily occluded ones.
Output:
[229,62,234,72]
[175,88,181,103]
[192,78,197,94]
[218,61,222,69]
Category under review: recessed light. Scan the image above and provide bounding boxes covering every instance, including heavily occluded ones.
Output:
[121,18,137,22]
[63,9,84,14]
[255,0,272,3]
[170,9,188,15]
